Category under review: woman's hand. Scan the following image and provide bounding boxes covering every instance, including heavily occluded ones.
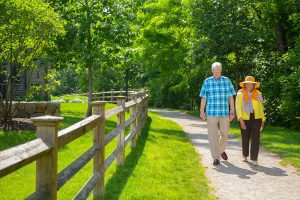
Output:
[260,122,264,132]
[239,119,246,130]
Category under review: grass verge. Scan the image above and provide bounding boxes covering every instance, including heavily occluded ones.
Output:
[0,104,215,199]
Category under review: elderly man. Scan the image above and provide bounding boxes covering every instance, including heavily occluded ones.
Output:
[199,62,236,165]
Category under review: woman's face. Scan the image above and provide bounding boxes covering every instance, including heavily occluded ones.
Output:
[245,83,254,91]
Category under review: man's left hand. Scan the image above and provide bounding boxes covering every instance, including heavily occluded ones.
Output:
[229,111,235,121]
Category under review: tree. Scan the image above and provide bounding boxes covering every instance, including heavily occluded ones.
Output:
[49,0,141,116]
[0,0,65,130]
[134,0,197,109]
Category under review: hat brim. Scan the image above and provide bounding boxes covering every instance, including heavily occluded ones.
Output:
[239,81,260,88]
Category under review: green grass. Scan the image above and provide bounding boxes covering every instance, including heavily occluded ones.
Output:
[180,110,300,169]
[0,103,215,199]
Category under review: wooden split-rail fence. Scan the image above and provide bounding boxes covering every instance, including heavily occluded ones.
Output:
[92,90,147,103]
[0,92,148,199]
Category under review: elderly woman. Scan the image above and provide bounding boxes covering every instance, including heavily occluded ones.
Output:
[235,76,265,166]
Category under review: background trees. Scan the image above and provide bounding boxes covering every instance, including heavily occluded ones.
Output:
[0,0,65,130]
[134,0,299,129]
[0,0,299,129]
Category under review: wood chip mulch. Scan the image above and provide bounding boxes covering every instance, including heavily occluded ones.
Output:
[0,118,36,131]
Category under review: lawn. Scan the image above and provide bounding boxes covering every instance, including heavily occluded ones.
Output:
[182,110,300,169]
[0,103,215,200]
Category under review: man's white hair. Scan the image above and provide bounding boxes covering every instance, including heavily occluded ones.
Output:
[211,62,222,70]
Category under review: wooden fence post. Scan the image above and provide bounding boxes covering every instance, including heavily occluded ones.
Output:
[102,90,105,101]
[137,92,144,134]
[137,92,145,128]
[142,92,146,126]
[31,115,63,200]
[116,96,126,166]
[91,101,106,198]
[144,94,148,118]
[129,93,138,148]
[110,90,113,103]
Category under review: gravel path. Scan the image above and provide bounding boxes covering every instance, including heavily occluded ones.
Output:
[151,109,300,200]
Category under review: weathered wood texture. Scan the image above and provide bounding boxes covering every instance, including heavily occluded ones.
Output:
[105,105,124,119]
[73,173,101,200]
[57,145,99,190]
[58,115,100,148]
[116,96,126,166]
[32,116,63,200]
[105,146,121,171]
[105,126,123,145]
[91,101,106,198]
[0,138,52,178]
[0,92,148,200]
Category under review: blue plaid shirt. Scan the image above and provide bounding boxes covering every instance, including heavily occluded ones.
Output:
[199,76,236,117]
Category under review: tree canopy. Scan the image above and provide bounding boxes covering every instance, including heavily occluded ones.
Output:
[0,0,299,129]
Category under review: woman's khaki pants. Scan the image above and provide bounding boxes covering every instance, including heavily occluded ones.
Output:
[207,117,229,160]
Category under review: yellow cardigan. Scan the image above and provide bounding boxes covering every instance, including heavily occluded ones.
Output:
[235,90,265,122]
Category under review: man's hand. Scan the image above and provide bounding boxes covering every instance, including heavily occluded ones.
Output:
[260,122,264,133]
[240,119,246,130]
[229,111,235,121]
[200,112,207,121]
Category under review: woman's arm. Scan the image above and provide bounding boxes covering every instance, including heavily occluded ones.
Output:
[235,92,243,121]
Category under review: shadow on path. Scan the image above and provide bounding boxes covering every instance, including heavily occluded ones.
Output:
[214,161,257,179]
[246,162,288,177]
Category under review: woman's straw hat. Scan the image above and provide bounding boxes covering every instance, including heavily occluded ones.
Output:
[239,76,260,88]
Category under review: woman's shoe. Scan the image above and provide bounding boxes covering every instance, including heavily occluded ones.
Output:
[242,156,247,162]
[252,160,258,166]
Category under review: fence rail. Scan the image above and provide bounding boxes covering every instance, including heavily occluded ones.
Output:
[0,91,148,200]
[92,90,147,103]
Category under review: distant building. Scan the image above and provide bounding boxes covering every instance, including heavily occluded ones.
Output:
[0,65,47,99]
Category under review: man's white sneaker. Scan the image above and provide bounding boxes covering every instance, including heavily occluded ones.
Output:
[242,156,247,162]
[252,160,258,166]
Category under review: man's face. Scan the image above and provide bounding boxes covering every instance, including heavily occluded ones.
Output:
[212,68,222,79]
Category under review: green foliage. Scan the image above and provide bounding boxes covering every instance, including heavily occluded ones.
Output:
[0,0,65,128]
[48,0,145,93]
[135,0,200,109]
[53,67,80,95]
[0,0,65,67]
[26,69,60,101]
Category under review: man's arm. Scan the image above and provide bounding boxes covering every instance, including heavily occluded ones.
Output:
[229,96,235,121]
[200,98,207,121]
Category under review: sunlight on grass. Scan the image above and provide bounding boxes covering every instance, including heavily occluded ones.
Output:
[0,104,215,199]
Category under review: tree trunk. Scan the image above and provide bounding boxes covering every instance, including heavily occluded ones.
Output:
[85,0,93,117]
[86,66,93,117]
[44,62,49,101]
[234,51,241,92]
[2,62,14,131]
[125,68,129,98]
[275,22,288,55]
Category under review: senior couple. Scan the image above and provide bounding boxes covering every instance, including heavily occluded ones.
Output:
[200,62,265,166]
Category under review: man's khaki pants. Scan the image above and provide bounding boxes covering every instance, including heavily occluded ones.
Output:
[207,116,229,160]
